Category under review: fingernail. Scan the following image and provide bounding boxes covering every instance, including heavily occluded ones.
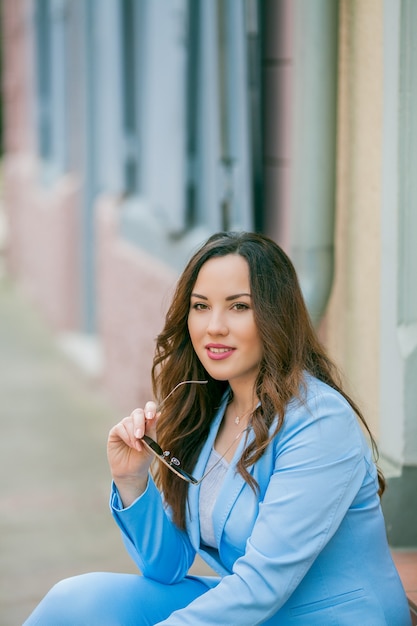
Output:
[135,428,143,439]
[145,411,154,420]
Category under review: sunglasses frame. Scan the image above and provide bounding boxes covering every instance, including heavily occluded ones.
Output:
[140,379,250,485]
[141,428,249,486]
[141,435,200,484]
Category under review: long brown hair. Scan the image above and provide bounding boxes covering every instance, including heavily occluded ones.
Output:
[151,231,385,529]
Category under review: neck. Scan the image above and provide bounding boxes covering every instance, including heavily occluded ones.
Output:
[227,390,258,426]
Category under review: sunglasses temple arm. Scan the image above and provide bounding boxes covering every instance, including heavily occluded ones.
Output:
[155,380,208,412]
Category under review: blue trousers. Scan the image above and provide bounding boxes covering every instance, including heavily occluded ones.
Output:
[23,572,217,626]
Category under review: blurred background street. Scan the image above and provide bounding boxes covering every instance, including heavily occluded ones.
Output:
[0,271,138,624]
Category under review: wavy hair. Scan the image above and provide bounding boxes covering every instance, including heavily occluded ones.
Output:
[151,231,384,528]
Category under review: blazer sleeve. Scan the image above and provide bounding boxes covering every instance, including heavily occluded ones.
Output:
[110,476,196,584]
[155,388,370,625]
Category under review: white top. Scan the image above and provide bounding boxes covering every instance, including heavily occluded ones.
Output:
[198,448,229,548]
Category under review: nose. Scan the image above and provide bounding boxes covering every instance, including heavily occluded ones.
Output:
[206,310,228,336]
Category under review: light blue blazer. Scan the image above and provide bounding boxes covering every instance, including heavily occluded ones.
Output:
[111,375,410,625]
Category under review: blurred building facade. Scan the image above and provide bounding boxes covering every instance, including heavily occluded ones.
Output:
[1,0,416,546]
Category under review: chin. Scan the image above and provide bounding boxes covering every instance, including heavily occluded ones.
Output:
[203,367,230,382]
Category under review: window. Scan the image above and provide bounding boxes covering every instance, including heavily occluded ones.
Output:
[33,0,68,180]
[120,0,143,195]
[117,0,262,268]
[187,0,259,232]
[34,0,52,160]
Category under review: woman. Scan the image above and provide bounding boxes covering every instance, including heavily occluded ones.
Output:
[24,232,410,625]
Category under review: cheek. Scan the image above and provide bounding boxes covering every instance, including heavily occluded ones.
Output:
[250,333,264,362]
[246,322,262,348]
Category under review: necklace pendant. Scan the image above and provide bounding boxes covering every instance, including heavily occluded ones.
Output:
[234,415,240,425]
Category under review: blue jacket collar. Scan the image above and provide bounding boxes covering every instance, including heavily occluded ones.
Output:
[186,389,256,551]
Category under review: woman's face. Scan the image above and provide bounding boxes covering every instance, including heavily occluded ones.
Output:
[187,254,263,389]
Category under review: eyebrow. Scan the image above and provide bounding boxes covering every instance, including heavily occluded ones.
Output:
[190,292,252,301]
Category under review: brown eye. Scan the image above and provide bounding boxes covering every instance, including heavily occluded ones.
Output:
[232,303,250,311]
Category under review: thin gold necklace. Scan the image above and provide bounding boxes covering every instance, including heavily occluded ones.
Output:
[230,403,256,425]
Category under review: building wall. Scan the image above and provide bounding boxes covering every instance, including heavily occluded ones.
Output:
[1,1,81,331]
[1,0,35,153]
[263,0,293,249]
[325,0,383,436]
[3,155,81,330]
[96,195,177,413]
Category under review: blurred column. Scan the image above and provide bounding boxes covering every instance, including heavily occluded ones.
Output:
[380,0,417,547]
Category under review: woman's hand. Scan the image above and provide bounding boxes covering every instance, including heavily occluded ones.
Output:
[107,401,159,507]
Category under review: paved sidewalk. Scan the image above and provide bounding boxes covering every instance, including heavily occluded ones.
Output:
[0,276,137,624]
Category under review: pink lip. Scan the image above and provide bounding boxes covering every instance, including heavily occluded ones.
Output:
[205,344,235,361]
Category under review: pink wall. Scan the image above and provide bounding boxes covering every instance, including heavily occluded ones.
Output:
[96,197,177,413]
[3,156,81,330]
[0,0,179,413]
[1,1,35,153]
[1,1,81,332]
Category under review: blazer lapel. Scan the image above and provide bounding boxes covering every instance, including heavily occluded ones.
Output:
[186,391,230,549]
[186,393,258,551]
[212,426,255,548]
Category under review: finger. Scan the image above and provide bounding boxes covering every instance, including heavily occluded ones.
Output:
[116,413,148,453]
[143,401,159,440]
[129,408,147,441]
[123,415,143,448]
[144,401,158,421]
[109,417,141,451]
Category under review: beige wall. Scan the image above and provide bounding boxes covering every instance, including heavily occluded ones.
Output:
[325,0,383,435]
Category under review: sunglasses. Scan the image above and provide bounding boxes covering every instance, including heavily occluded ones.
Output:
[140,380,249,485]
